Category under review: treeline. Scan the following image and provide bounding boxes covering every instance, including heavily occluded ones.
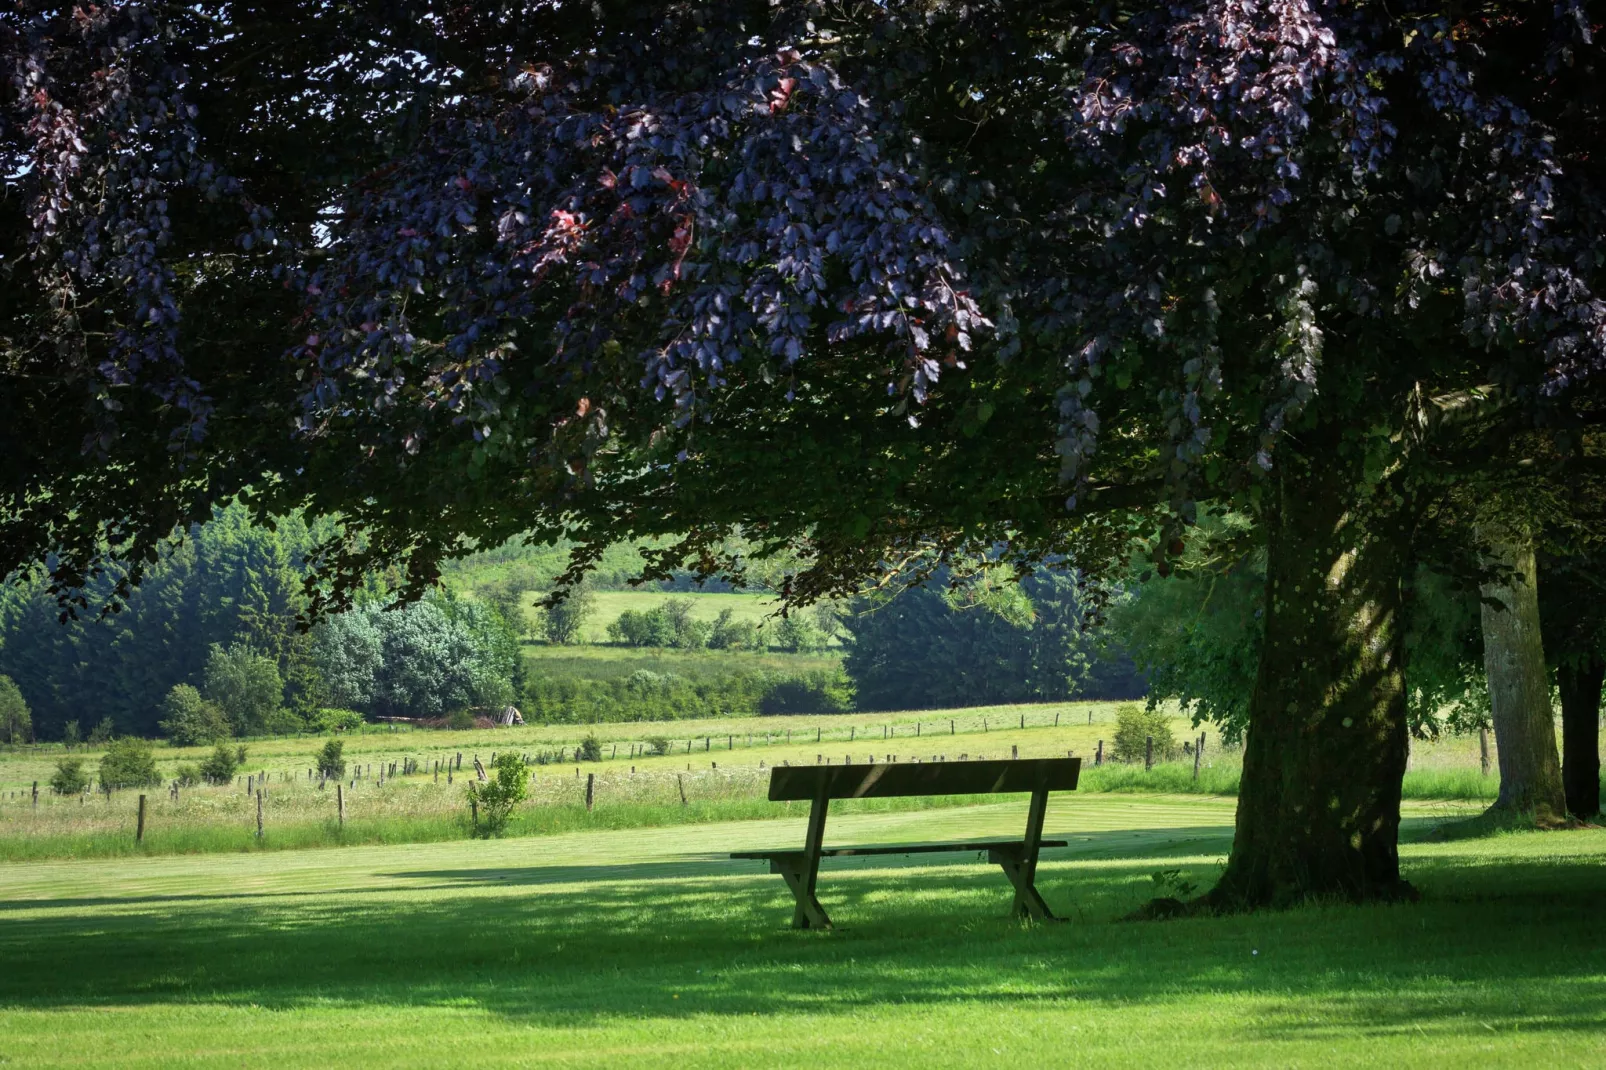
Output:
[841,568,1144,711]
[0,506,523,741]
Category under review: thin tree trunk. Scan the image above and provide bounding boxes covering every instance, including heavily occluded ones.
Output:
[1556,657,1603,819]
[1207,446,1414,909]
[1479,534,1567,823]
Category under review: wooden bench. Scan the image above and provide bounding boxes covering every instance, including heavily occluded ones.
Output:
[731,757,1080,929]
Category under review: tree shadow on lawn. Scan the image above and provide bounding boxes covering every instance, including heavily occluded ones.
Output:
[0,832,1603,1043]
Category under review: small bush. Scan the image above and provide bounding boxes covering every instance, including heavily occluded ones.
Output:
[314,708,364,733]
[577,734,604,762]
[759,671,854,714]
[88,717,116,745]
[645,736,672,756]
[61,720,81,749]
[707,609,762,650]
[1113,703,1178,764]
[50,757,89,795]
[265,708,308,735]
[771,613,826,653]
[466,752,529,837]
[98,738,160,789]
[173,764,202,788]
[607,599,710,649]
[159,684,232,746]
[447,708,476,731]
[316,739,346,779]
[199,742,240,784]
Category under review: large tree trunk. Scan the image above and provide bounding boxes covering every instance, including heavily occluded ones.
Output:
[1556,657,1603,819]
[1479,535,1567,823]
[1207,445,1414,909]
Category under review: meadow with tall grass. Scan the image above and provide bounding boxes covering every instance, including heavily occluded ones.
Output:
[0,700,1568,862]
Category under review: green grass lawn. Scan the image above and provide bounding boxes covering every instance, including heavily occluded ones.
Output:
[0,794,1600,1067]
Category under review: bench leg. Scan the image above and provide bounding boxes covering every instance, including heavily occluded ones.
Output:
[773,855,832,929]
[991,788,1056,921]
[991,847,1055,921]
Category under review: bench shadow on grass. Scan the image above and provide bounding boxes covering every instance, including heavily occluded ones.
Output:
[1,823,1604,1044]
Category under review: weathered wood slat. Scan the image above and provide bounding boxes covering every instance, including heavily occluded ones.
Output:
[766,757,1080,801]
[731,839,1069,860]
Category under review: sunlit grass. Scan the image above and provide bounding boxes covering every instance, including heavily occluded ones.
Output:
[0,797,1600,1067]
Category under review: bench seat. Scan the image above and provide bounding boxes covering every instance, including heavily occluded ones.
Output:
[732,839,1069,861]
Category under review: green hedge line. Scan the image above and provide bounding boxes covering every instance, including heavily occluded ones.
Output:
[522,668,853,722]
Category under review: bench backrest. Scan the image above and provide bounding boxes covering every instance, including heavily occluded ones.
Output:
[767,757,1080,802]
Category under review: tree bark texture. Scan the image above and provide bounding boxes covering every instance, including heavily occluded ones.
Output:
[1556,657,1603,819]
[1209,448,1413,909]
[1479,536,1567,823]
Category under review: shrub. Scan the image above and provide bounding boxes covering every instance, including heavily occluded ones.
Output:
[61,720,81,749]
[88,717,116,745]
[759,671,854,714]
[771,613,827,654]
[0,675,31,744]
[199,742,240,784]
[316,739,346,779]
[466,752,529,837]
[606,599,710,649]
[707,609,761,650]
[577,734,604,762]
[645,736,671,756]
[98,738,160,789]
[1113,703,1178,764]
[202,643,285,736]
[50,757,89,795]
[159,684,232,746]
[264,708,308,735]
[608,607,675,647]
[540,583,596,644]
[314,708,364,733]
[173,764,202,788]
[447,708,476,730]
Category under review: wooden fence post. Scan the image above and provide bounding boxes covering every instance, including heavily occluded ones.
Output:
[1096,739,1103,766]
[256,790,264,839]
[1480,727,1491,776]
[677,774,688,807]
[337,783,346,827]
[1055,712,1060,727]
[1011,745,1018,760]
[585,773,595,812]
[1145,735,1154,771]
[1193,739,1202,782]
[136,794,146,842]
[32,781,38,809]
[950,720,955,735]
[1020,713,1025,729]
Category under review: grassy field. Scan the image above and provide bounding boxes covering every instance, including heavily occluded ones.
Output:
[0,793,1601,1067]
[0,701,1590,862]
[568,590,777,644]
